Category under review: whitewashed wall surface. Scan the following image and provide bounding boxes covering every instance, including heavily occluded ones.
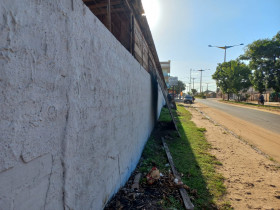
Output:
[0,0,165,209]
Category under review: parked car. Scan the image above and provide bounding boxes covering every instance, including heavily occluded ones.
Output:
[184,95,193,104]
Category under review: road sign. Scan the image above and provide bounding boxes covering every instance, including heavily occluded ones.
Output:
[169,76,178,86]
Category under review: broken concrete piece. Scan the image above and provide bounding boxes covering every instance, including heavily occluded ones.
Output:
[131,173,142,190]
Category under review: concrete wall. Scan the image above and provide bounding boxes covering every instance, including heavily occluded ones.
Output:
[0,0,165,209]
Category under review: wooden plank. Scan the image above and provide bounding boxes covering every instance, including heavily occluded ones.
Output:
[107,0,111,31]
[162,138,194,210]
[89,7,125,15]
[130,13,134,54]
[83,0,123,9]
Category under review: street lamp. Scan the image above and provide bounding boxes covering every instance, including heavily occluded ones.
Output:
[208,43,244,62]
[196,69,210,93]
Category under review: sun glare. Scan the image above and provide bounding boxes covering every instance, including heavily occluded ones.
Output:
[141,0,160,29]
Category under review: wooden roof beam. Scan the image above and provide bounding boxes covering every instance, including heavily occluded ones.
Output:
[85,0,122,8]
[89,7,126,15]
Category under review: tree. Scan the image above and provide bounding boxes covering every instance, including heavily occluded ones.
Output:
[191,89,197,95]
[174,80,186,94]
[240,31,280,100]
[212,60,251,101]
[212,62,232,100]
[250,70,266,94]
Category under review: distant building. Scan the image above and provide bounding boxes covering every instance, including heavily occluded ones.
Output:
[160,60,171,87]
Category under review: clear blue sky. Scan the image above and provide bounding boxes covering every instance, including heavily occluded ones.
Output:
[142,0,280,92]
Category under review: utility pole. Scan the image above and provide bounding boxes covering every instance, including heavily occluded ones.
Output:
[192,78,195,90]
[205,83,209,98]
[206,83,209,92]
[198,69,203,93]
[189,69,192,85]
[189,69,192,93]
[197,69,209,93]
[179,87,181,99]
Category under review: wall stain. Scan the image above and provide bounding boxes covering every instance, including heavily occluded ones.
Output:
[47,106,57,121]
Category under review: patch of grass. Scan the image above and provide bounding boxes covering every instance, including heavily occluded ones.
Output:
[220,201,234,210]
[162,196,184,210]
[214,161,223,166]
[165,106,229,209]
[158,106,172,122]
[197,127,207,133]
[139,107,230,209]
[139,136,168,174]
[269,157,275,162]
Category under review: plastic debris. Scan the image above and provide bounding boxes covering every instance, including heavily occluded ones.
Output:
[174,178,183,186]
[146,167,160,185]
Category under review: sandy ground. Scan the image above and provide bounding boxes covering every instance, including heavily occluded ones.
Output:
[195,101,280,163]
[183,103,280,210]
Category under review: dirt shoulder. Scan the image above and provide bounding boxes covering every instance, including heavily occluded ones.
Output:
[193,101,280,162]
[183,103,280,209]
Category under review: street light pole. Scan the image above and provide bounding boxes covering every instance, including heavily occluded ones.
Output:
[208,43,244,62]
[205,82,209,98]
[197,69,210,93]
[189,68,192,94]
[198,70,203,93]
[224,48,227,62]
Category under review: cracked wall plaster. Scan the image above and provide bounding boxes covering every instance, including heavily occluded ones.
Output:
[0,0,165,209]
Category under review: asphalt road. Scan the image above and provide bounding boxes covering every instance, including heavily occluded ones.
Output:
[195,99,280,135]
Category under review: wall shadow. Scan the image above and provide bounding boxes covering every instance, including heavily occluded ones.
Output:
[162,105,222,209]
[150,73,158,126]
